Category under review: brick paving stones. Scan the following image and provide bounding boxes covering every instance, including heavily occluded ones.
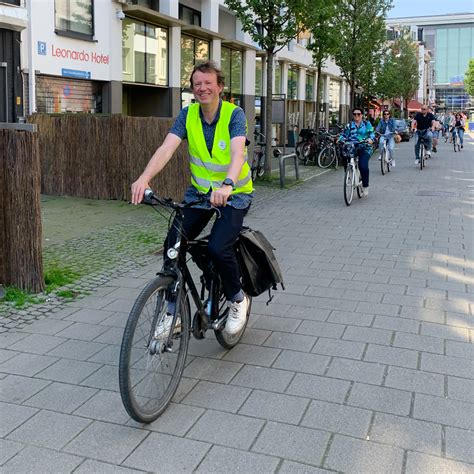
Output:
[1,139,473,472]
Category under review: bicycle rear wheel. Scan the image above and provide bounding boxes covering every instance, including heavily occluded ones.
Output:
[300,142,312,165]
[344,166,355,206]
[119,276,190,423]
[214,283,251,349]
[318,145,335,168]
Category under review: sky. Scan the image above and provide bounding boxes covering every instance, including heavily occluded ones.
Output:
[387,0,474,18]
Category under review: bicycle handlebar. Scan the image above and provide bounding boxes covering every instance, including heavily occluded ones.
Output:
[143,189,207,209]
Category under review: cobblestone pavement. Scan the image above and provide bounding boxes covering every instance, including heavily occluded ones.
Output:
[0,137,473,473]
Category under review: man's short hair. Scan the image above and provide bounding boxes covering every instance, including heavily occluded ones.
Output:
[190,60,225,88]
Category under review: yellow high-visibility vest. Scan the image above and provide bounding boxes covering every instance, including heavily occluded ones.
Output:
[185,101,253,194]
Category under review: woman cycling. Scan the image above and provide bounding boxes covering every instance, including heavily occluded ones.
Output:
[450,113,465,149]
[339,107,375,197]
[375,109,399,167]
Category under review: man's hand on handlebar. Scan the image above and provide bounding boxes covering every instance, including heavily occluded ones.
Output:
[131,177,150,205]
[210,185,232,207]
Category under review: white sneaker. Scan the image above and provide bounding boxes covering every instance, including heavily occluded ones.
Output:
[362,187,369,197]
[415,159,420,165]
[391,160,396,167]
[154,313,181,339]
[378,156,381,161]
[426,151,431,158]
[225,295,249,336]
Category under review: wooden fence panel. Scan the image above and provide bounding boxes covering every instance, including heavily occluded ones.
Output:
[0,129,44,292]
[29,114,190,201]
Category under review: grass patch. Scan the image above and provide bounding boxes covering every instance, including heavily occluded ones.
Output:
[44,265,81,294]
[133,231,161,245]
[1,287,45,308]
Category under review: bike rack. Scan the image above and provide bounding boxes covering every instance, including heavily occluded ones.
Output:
[278,153,300,188]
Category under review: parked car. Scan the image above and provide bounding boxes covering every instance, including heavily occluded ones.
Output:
[394,119,410,141]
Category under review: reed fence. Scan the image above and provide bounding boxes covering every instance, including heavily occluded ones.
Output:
[29,114,190,200]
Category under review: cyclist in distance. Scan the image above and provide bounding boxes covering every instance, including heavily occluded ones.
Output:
[131,60,253,337]
[375,109,399,167]
[450,113,465,149]
[428,107,441,153]
[411,105,435,165]
[339,107,375,196]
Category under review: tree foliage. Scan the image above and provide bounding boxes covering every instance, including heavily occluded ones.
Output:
[224,0,305,176]
[332,0,392,109]
[465,58,474,97]
[300,1,341,127]
[376,30,419,117]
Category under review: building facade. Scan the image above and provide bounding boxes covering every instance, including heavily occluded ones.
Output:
[0,0,28,122]
[387,13,474,113]
[14,0,350,142]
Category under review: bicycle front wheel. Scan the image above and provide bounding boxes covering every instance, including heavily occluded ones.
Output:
[119,276,190,423]
[380,149,387,175]
[318,146,335,168]
[344,166,355,206]
[420,143,424,170]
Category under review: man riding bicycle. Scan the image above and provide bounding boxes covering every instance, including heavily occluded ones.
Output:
[338,107,375,196]
[131,60,253,337]
[412,105,435,165]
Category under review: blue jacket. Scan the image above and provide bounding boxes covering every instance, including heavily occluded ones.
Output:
[376,118,396,134]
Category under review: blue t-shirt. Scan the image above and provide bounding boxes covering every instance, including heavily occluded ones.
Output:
[170,100,252,210]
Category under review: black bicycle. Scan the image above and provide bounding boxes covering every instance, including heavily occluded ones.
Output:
[119,190,251,423]
[251,131,266,180]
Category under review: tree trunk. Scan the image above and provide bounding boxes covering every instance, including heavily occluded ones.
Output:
[314,63,322,130]
[349,79,355,110]
[264,51,274,177]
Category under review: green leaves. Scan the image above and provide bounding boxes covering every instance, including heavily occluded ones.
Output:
[464,58,474,97]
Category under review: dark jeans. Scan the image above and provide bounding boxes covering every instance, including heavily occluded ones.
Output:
[356,145,371,188]
[164,205,248,300]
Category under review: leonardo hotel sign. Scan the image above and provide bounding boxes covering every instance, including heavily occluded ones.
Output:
[38,41,109,64]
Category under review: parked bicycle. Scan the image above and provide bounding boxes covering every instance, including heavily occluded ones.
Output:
[296,128,319,165]
[251,131,266,180]
[119,190,252,423]
[317,131,341,169]
[341,142,364,206]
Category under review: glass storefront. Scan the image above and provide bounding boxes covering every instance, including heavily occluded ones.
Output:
[287,67,298,100]
[221,46,243,106]
[122,18,168,86]
[305,73,314,101]
[273,63,281,94]
[435,26,474,85]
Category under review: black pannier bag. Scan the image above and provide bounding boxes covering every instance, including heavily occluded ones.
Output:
[236,227,285,303]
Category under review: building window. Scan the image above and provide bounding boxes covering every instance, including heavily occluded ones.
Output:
[255,57,263,96]
[221,46,243,104]
[55,0,94,38]
[179,4,201,26]
[181,35,209,88]
[274,63,281,94]
[329,79,340,112]
[287,67,298,100]
[122,18,168,86]
[305,73,314,101]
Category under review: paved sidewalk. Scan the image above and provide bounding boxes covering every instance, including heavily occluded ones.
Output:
[0,137,473,473]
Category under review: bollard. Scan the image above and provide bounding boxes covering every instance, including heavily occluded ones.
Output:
[279,153,299,188]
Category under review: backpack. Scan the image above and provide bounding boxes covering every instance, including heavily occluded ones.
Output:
[236,227,285,303]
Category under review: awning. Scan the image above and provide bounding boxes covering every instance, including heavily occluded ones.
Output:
[407,100,424,111]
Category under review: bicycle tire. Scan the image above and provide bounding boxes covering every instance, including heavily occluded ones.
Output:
[318,146,336,168]
[380,149,387,175]
[420,143,424,170]
[257,163,265,178]
[119,275,190,423]
[356,171,363,198]
[214,285,252,350]
[300,142,312,165]
[344,166,354,206]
